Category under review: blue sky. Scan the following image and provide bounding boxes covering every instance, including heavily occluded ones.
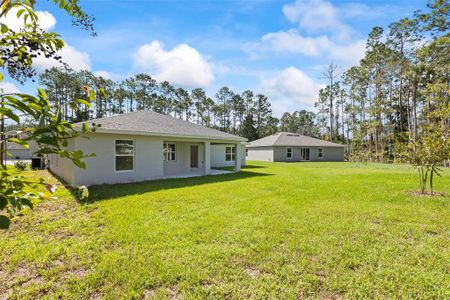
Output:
[2,0,427,116]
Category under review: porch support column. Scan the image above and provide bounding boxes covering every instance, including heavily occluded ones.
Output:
[234,143,241,171]
[204,141,211,175]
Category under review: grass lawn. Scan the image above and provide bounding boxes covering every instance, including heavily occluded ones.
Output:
[1,162,449,299]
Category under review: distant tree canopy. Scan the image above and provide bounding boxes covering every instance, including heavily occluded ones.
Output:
[313,1,449,165]
[31,0,449,170]
[37,67,322,142]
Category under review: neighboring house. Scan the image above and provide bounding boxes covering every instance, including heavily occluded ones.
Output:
[49,111,247,186]
[246,132,344,162]
[4,130,37,160]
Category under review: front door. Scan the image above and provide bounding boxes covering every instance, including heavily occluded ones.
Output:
[300,147,310,161]
[190,145,199,168]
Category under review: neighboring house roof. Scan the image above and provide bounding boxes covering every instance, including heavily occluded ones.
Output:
[74,111,247,142]
[247,132,345,148]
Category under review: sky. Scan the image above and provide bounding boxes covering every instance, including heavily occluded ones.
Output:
[1,0,427,116]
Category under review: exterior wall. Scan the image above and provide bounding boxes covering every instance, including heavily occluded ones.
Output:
[48,139,76,184]
[7,149,31,160]
[273,146,300,162]
[273,146,344,162]
[73,133,164,186]
[6,140,38,160]
[246,147,274,162]
[313,146,344,162]
[49,132,246,186]
[211,144,246,168]
[163,141,204,176]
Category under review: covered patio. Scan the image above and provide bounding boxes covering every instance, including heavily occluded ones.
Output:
[162,139,244,178]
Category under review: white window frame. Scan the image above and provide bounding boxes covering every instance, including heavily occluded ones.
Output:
[318,148,324,159]
[286,147,292,159]
[225,146,236,161]
[164,143,177,161]
[300,147,310,161]
[245,148,248,157]
[115,139,135,172]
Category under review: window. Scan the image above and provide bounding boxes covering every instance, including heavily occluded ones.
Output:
[164,143,176,161]
[245,148,248,157]
[286,147,292,159]
[318,148,323,159]
[225,146,236,161]
[115,140,134,171]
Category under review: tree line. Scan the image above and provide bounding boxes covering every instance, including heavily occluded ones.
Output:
[315,1,448,167]
[34,0,448,169]
[37,67,321,141]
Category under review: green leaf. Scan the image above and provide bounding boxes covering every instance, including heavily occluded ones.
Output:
[89,90,95,101]
[100,88,107,97]
[0,194,7,210]
[77,186,89,202]
[72,159,86,169]
[0,215,10,229]
[76,99,92,107]
[0,107,20,123]
[20,198,33,209]
[82,122,89,133]
[37,88,47,100]
[16,9,26,18]
[0,23,8,34]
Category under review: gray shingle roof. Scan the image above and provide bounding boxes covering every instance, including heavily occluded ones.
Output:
[247,132,344,148]
[74,111,246,142]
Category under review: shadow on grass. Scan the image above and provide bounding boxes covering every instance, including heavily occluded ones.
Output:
[88,168,272,202]
[212,165,268,172]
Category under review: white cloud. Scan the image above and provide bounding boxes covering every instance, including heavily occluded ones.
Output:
[260,67,322,113]
[328,39,366,67]
[94,70,117,80]
[341,3,388,20]
[253,29,365,68]
[0,7,56,31]
[260,29,331,56]
[283,0,338,30]
[134,40,214,88]
[0,82,21,94]
[34,43,91,72]
[282,0,354,41]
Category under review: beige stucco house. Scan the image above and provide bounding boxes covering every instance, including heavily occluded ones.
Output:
[246,132,344,162]
[49,111,246,186]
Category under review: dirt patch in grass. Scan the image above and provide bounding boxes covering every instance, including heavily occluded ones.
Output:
[166,286,180,300]
[0,170,104,299]
[143,288,157,299]
[244,267,261,278]
[406,190,449,197]
[0,264,45,298]
[320,292,343,300]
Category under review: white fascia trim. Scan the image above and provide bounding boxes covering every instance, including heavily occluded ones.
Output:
[75,127,247,143]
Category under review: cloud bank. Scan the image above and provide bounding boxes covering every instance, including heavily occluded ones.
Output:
[134,41,215,88]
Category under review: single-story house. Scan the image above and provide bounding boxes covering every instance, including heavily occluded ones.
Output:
[4,130,37,160]
[246,132,344,162]
[49,111,247,186]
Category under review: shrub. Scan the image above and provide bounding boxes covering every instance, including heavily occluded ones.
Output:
[14,161,30,171]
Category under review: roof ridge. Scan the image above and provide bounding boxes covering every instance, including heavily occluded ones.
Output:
[273,132,284,145]
[75,109,147,125]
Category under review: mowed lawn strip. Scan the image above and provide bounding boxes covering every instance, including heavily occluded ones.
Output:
[1,162,449,299]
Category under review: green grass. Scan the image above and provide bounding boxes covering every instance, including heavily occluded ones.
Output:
[1,162,449,299]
